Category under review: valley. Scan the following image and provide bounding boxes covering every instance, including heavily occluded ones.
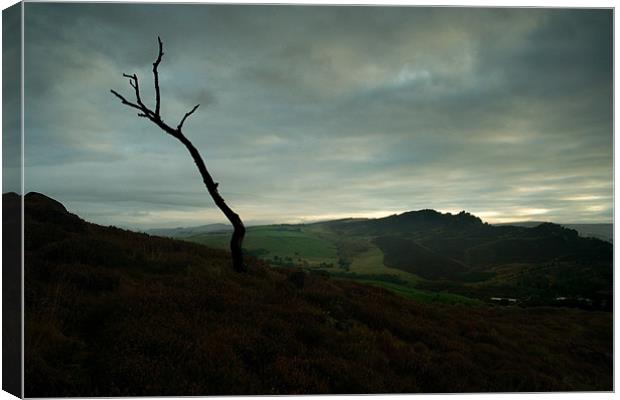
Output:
[168,212,612,309]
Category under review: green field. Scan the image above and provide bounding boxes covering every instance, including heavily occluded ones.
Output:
[187,224,387,272]
[184,223,480,305]
[188,225,338,265]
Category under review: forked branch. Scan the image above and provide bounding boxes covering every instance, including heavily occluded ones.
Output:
[178,104,200,130]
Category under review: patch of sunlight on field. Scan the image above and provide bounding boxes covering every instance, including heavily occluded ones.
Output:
[340,240,482,305]
[349,242,420,284]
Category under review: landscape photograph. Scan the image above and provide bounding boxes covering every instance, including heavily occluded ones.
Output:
[2,3,613,396]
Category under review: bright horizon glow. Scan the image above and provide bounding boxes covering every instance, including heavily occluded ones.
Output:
[88,205,610,230]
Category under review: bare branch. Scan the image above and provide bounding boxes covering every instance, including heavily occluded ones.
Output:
[178,104,200,131]
[132,74,144,108]
[110,89,143,112]
[122,74,136,92]
[153,36,164,118]
[114,38,165,124]
[122,73,146,108]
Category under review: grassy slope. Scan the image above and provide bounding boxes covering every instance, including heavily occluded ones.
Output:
[186,219,612,309]
[185,224,475,304]
[189,225,338,263]
[22,194,612,396]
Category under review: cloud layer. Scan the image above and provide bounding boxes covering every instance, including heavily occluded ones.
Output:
[17,4,613,228]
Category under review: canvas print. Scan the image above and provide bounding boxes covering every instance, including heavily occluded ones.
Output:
[2,2,613,397]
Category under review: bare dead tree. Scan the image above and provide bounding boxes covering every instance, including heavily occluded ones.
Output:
[111,37,247,272]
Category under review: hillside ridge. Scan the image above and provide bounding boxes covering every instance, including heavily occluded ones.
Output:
[18,192,613,396]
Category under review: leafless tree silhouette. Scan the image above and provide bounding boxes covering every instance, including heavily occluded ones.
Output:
[111,37,247,272]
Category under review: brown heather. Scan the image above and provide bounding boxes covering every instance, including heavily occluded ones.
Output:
[20,193,612,396]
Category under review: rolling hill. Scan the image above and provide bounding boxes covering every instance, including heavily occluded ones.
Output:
[10,192,613,395]
[146,223,232,238]
[177,210,612,309]
[495,221,613,243]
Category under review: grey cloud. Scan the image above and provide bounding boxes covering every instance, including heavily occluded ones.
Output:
[3,3,22,192]
[18,4,613,228]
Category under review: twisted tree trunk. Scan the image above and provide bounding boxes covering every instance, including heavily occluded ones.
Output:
[111,37,246,272]
[177,135,246,272]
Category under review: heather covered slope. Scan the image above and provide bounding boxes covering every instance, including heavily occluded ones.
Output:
[18,193,612,396]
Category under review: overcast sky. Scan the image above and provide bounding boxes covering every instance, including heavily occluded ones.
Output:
[10,4,614,228]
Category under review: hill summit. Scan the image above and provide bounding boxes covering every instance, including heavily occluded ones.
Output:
[320,207,611,288]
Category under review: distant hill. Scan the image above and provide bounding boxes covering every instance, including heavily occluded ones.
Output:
[326,210,611,270]
[495,221,612,243]
[184,209,612,309]
[157,215,613,243]
[328,211,612,306]
[146,223,232,238]
[146,210,488,240]
[10,192,612,395]
[326,209,488,237]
